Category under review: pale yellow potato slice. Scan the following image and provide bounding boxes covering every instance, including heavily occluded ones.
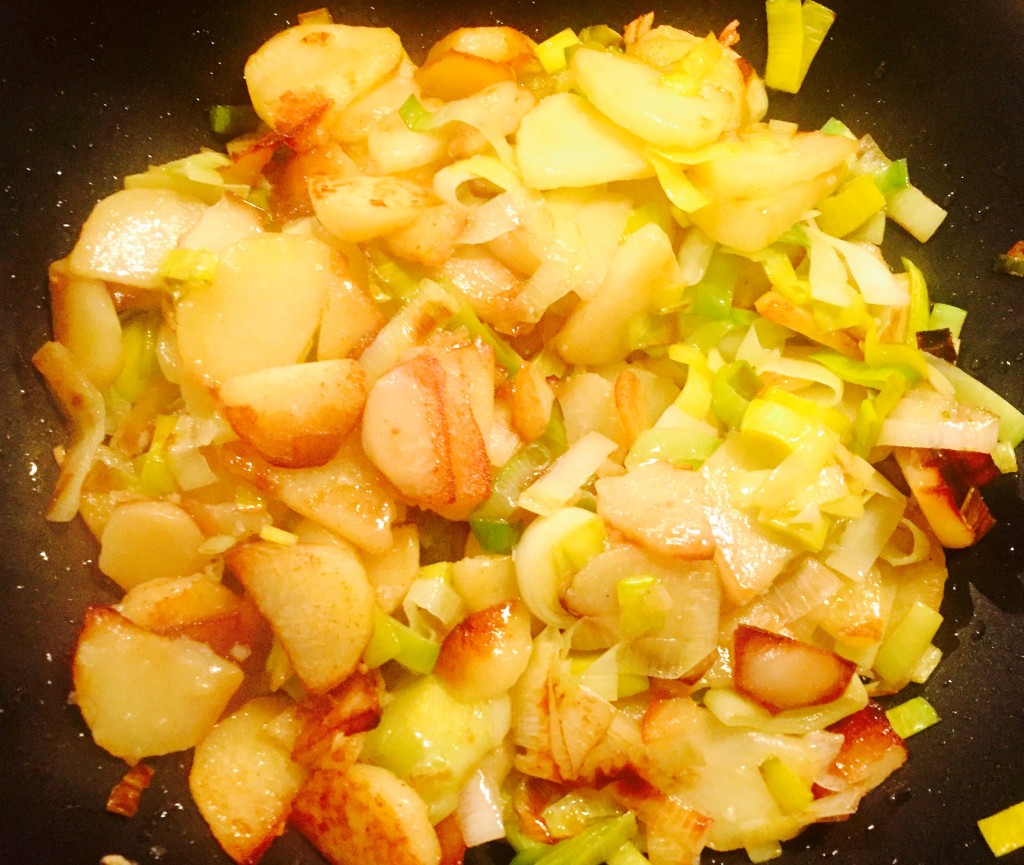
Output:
[309,175,433,243]
[515,92,654,189]
[556,222,678,365]
[68,188,206,288]
[316,267,384,360]
[178,193,264,252]
[98,500,208,591]
[227,542,374,694]
[117,574,241,630]
[570,46,735,151]
[219,359,368,468]
[292,763,440,865]
[48,259,122,390]
[175,233,337,387]
[190,696,306,865]
[245,23,403,130]
[73,606,243,764]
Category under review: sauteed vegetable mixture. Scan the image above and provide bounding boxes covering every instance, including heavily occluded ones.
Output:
[35,6,1024,864]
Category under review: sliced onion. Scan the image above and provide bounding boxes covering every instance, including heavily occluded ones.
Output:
[455,767,506,847]
[876,392,1000,453]
[403,577,465,639]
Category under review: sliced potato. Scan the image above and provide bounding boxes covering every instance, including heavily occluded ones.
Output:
[190,696,307,865]
[245,23,404,130]
[515,93,654,189]
[48,260,122,390]
[67,188,206,288]
[570,46,735,151]
[73,606,243,764]
[309,175,433,244]
[98,500,208,591]
[292,763,441,865]
[424,26,537,68]
[227,541,375,694]
[175,233,337,387]
[178,193,265,252]
[416,52,516,101]
[219,359,368,468]
[317,267,384,360]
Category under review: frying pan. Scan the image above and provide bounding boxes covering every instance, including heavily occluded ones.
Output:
[1,0,1022,863]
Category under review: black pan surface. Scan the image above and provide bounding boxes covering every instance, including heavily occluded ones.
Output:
[1,1,1022,864]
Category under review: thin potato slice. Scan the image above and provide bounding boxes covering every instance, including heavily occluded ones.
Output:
[227,542,375,694]
[190,696,307,865]
[292,763,441,865]
[309,175,433,243]
[219,359,368,468]
[73,606,243,764]
[245,24,404,131]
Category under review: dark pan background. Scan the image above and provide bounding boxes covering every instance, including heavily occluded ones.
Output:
[1,1,1022,864]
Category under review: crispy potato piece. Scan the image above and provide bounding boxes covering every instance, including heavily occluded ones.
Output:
[73,606,243,764]
[245,24,403,131]
[219,359,368,468]
[424,26,537,69]
[291,763,441,865]
[385,204,467,268]
[416,52,516,101]
[227,542,374,695]
[309,175,433,244]
[190,696,307,865]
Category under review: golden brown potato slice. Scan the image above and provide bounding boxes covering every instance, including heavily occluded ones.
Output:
[73,606,243,764]
[98,500,209,591]
[309,175,433,244]
[227,542,374,695]
[245,23,404,131]
[291,763,441,865]
[424,26,537,68]
[190,695,307,865]
[175,233,338,387]
[219,359,368,468]
[415,52,516,101]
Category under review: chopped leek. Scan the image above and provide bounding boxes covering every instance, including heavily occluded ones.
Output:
[874,601,943,685]
[760,755,814,814]
[885,695,940,739]
[208,104,259,137]
[258,524,299,546]
[444,302,523,378]
[711,360,763,429]
[534,28,580,73]
[133,414,178,496]
[398,93,435,132]
[617,574,670,638]
[110,312,161,404]
[927,303,967,342]
[648,151,710,213]
[886,185,947,242]
[158,247,218,292]
[364,608,440,674]
[765,0,835,93]
[874,158,910,196]
[816,174,887,238]
[979,800,1024,857]
[513,812,637,865]
[926,355,1024,446]
[625,427,720,470]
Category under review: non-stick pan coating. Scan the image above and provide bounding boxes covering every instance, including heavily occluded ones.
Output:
[1,1,1022,863]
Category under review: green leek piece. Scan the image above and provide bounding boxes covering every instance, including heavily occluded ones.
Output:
[607,842,650,865]
[470,410,568,552]
[625,427,720,470]
[551,514,606,579]
[863,337,930,381]
[534,28,580,73]
[419,561,454,582]
[668,343,714,420]
[886,185,947,242]
[578,24,623,49]
[617,575,668,639]
[874,601,943,685]
[134,414,178,496]
[820,116,855,138]
[208,104,259,137]
[933,358,1024,446]
[258,525,299,546]
[541,790,621,839]
[902,257,931,344]
[927,303,967,341]
[158,247,219,292]
[760,385,850,435]
[512,812,638,865]
[648,151,709,213]
[760,755,814,814]
[740,397,827,459]
[398,93,435,132]
[849,373,907,457]
[364,608,440,674]
[622,199,675,240]
[885,695,940,739]
[979,800,1024,857]
[712,360,763,429]
[124,149,249,205]
[691,253,738,319]
[366,246,424,302]
[765,0,835,93]
[874,158,910,196]
[625,311,678,352]
[994,252,1024,277]
[812,350,920,389]
[444,302,523,378]
[816,174,887,238]
[110,312,162,404]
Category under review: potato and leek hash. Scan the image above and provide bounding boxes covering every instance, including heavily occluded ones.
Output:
[35,7,1023,865]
